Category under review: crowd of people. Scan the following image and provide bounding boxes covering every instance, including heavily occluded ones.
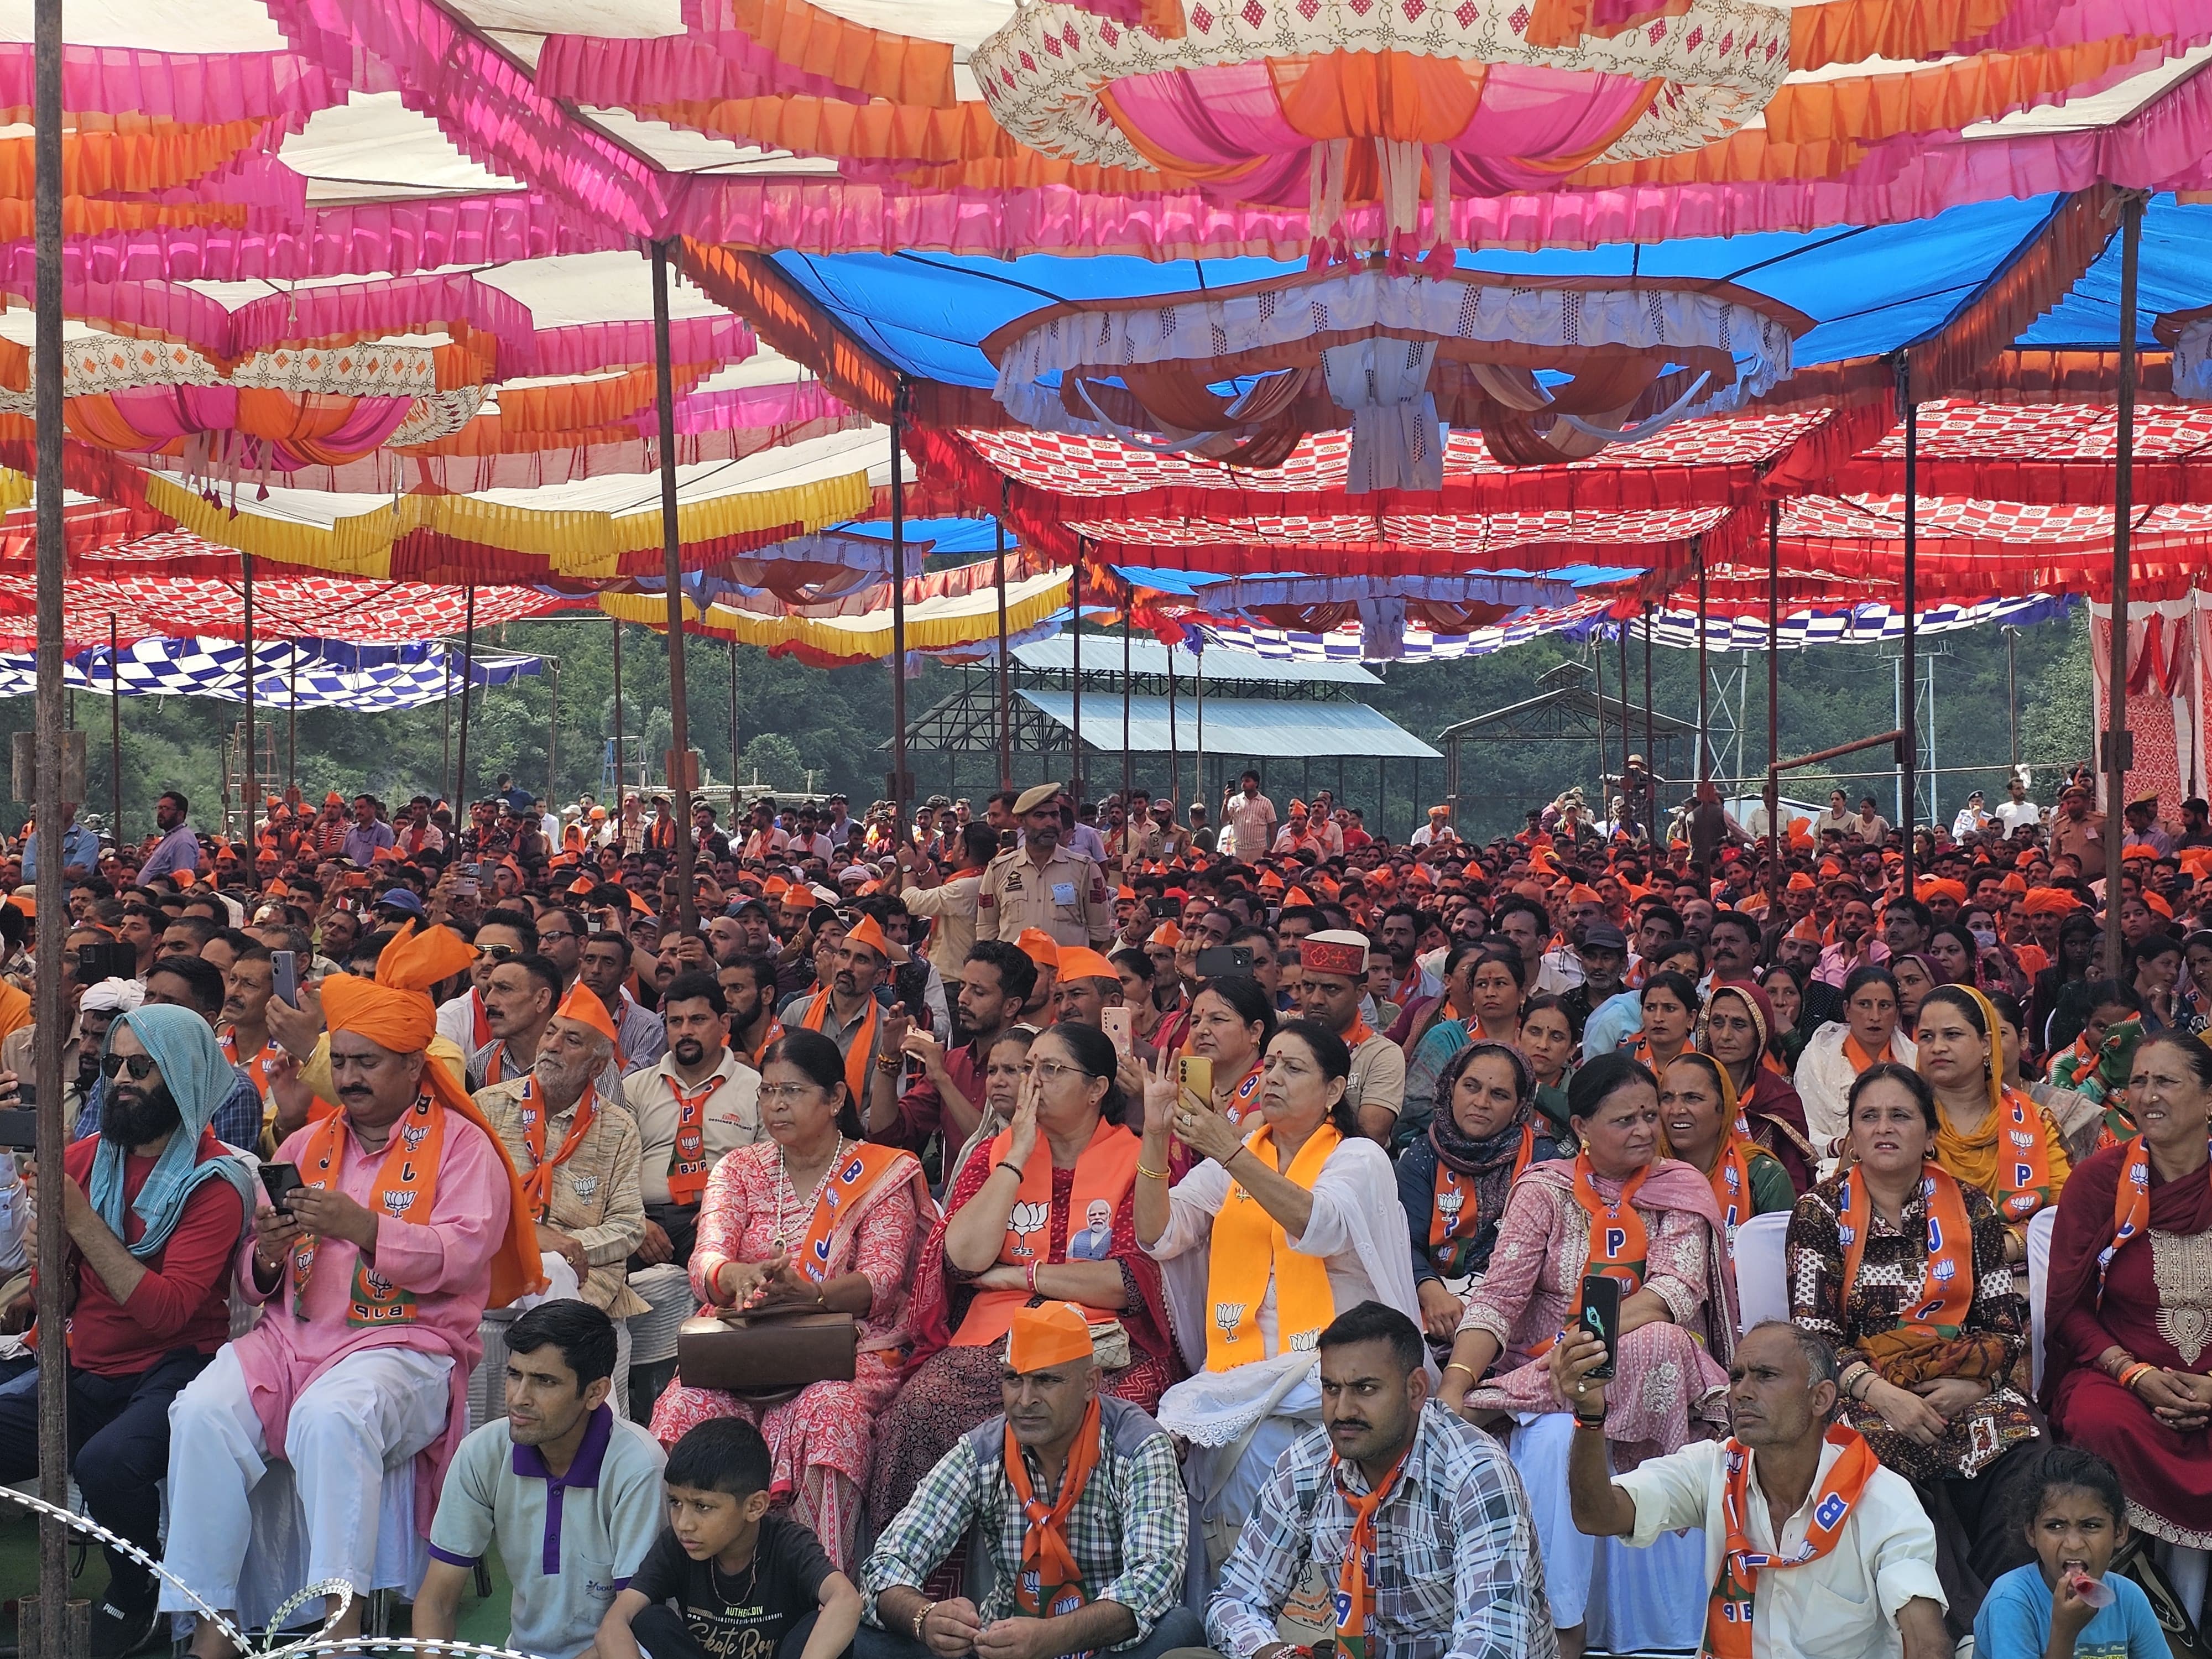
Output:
[2,755,2209,1659]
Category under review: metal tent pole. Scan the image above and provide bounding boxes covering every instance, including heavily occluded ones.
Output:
[2005,628,2019,776]
[442,645,453,800]
[287,634,298,797]
[889,382,911,840]
[611,614,624,799]
[1617,617,1629,822]
[1642,604,1655,804]
[547,658,560,807]
[1766,501,1782,915]
[242,551,256,831]
[1193,649,1203,812]
[31,0,70,1632]
[651,241,698,936]
[1122,600,1133,811]
[1165,644,1177,806]
[728,637,740,791]
[1695,547,1710,782]
[1901,373,1919,894]
[455,586,478,811]
[110,614,122,840]
[995,488,1012,792]
[2106,192,2143,975]
[1070,553,1083,798]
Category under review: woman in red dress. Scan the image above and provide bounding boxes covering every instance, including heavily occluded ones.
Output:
[2044,1032,2212,1614]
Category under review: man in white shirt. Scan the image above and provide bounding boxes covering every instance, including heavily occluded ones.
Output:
[1992,774,2041,839]
[1220,771,1277,861]
[1410,804,1457,848]
[1551,1320,1948,1659]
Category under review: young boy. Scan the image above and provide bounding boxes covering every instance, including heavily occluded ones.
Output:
[597,1418,862,1659]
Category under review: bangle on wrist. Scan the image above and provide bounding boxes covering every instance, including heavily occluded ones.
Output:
[1135,1160,1168,1180]
[993,1159,1024,1181]
[911,1601,935,1645]
[2120,1361,2155,1392]
[1442,1361,1477,1383]
[1025,1261,1039,1294]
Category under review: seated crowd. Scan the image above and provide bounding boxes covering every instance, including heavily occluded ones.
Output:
[5,768,2211,1659]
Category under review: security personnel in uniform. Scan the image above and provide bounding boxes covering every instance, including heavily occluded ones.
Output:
[977,782,1113,950]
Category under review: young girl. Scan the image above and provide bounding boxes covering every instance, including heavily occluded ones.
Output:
[1973,1448,2168,1659]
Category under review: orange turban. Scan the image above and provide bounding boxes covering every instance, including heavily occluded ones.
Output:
[1054,947,1120,984]
[2000,873,2028,894]
[1566,884,1603,905]
[1149,923,1183,947]
[2147,893,2174,919]
[2022,886,2083,917]
[1787,873,1817,893]
[554,979,620,1044]
[1008,1301,1094,1371]
[320,921,543,1308]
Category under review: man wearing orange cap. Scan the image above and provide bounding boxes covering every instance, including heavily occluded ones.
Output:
[1047,946,1126,1029]
[474,980,648,1408]
[862,1301,1197,1659]
[1272,801,1327,858]
[793,914,903,1112]
[166,924,541,1659]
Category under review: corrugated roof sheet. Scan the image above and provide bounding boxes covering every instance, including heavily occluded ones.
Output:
[1013,637,1380,687]
[1020,691,1439,759]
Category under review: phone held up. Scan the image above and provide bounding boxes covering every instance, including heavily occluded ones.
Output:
[259,1161,304,1216]
[1578,1274,1623,1381]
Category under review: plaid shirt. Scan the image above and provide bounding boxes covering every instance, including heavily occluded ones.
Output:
[862,1398,1187,1645]
[1207,1403,1556,1659]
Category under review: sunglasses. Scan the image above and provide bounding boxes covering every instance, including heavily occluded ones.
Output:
[100,1052,158,1081]
[478,943,520,961]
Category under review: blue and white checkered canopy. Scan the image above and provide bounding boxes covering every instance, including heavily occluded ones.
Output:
[0,637,541,711]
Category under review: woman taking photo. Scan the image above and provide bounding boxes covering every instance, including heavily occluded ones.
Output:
[863,1022,1174,1526]
[2045,1034,2212,1620]
[1797,964,1916,1168]
[1787,1062,2046,1631]
[648,1029,933,1568]
[1185,975,1275,1125]
[1439,1051,1735,1659]
[1916,984,2072,1262]
[1700,979,1815,1193]
[1139,1019,1418,1561]
[1630,969,1698,1074]
[1658,1052,1792,1244]
[1399,1041,1575,1344]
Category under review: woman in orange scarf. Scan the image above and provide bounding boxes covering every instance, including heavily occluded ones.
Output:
[1916,984,2071,1264]
[1788,1062,2045,1635]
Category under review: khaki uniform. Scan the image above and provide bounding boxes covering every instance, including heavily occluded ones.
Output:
[977,842,1113,947]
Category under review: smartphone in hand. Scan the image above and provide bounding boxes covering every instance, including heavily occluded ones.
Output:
[1579,1274,1623,1381]
[1102,1005,1134,1057]
[272,951,300,1008]
[1177,1054,1213,1102]
[260,1161,304,1215]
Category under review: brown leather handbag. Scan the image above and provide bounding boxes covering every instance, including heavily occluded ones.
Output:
[677,1308,858,1405]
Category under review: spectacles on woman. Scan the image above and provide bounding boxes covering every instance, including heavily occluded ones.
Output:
[759,1082,823,1104]
[1025,1059,1089,1084]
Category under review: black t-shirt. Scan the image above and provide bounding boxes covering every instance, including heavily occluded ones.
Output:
[629,1516,833,1659]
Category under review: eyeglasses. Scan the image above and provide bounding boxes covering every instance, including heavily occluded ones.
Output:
[478,944,519,961]
[758,1083,822,1103]
[99,1052,158,1081]
[1024,1058,1088,1084]
[538,929,576,943]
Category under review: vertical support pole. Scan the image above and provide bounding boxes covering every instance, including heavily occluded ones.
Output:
[611,614,624,799]
[2106,191,2143,977]
[1901,371,1919,895]
[889,382,911,843]
[547,658,560,806]
[1122,598,1133,811]
[1166,646,1178,806]
[1193,651,1205,806]
[109,614,122,841]
[455,586,478,812]
[1695,546,1710,782]
[442,642,453,801]
[1617,616,1630,823]
[1766,500,1782,917]
[728,637,740,792]
[995,491,1012,792]
[32,0,70,1631]
[1642,604,1655,802]
[242,551,256,831]
[651,242,698,937]
[1069,554,1083,799]
[2006,628,2019,776]
[287,635,299,797]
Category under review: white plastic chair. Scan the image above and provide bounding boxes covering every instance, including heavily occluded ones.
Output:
[1732,1210,1792,1333]
[2026,1204,2056,1396]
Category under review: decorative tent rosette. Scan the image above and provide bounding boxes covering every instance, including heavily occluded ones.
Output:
[985,262,1808,485]
[972,0,1792,259]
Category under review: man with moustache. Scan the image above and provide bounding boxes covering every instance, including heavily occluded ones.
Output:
[0,1005,255,1659]
[162,922,542,1659]
[1209,1302,1553,1659]
[718,955,784,1072]
[476,982,647,1408]
[436,906,538,1053]
[870,940,1036,1154]
[622,971,761,1275]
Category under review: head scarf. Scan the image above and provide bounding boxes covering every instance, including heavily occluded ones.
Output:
[321,920,544,1306]
[1427,1041,1565,1274]
[89,1004,256,1259]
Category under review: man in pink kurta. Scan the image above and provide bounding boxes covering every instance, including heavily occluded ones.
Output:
[161,924,539,1659]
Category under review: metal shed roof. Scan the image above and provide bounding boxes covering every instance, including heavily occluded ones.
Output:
[1013,638,1381,687]
[1020,691,1439,760]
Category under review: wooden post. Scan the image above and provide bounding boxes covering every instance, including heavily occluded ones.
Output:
[889,385,910,839]
[611,614,624,797]
[109,614,122,840]
[1766,501,1782,916]
[2106,193,2143,975]
[287,634,299,796]
[651,241,698,936]
[728,636,740,791]
[455,586,478,812]
[30,0,72,1636]
[1901,369,1919,895]
[1070,558,1083,798]
[995,487,1012,792]
[1121,600,1133,810]
[242,551,256,833]
[547,657,561,806]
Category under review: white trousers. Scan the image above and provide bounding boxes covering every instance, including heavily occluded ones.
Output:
[160,1344,452,1613]
[1512,1410,1709,1651]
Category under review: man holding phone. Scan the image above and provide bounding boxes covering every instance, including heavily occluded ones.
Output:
[0,1006,255,1659]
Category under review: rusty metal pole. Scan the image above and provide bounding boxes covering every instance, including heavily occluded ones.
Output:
[995,485,1012,792]
[32,0,72,1641]
[1766,502,1782,917]
[1901,371,1919,896]
[242,551,257,834]
[2106,194,2143,976]
[455,586,478,811]
[651,241,699,936]
[611,613,624,796]
[109,614,122,840]
[889,385,911,841]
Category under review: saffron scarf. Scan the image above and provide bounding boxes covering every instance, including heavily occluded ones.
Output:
[1222,1060,1265,1127]
[1837,1165,1975,1340]
[1430,1124,1535,1280]
[2098,1134,2212,1293]
[790,1142,914,1285]
[1704,1425,1879,1659]
[515,1078,597,1223]
[663,1067,731,1205]
[1206,1121,1340,1369]
[1333,1442,1411,1659]
[800,986,879,1116]
[291,1094,444,1327]
[1006,1394,1100,1619]
[1533,1153,1651,1358]
[1933,986,2062,1225]
[952,1119,1142,1349]
[1841,1030,1890,1074]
